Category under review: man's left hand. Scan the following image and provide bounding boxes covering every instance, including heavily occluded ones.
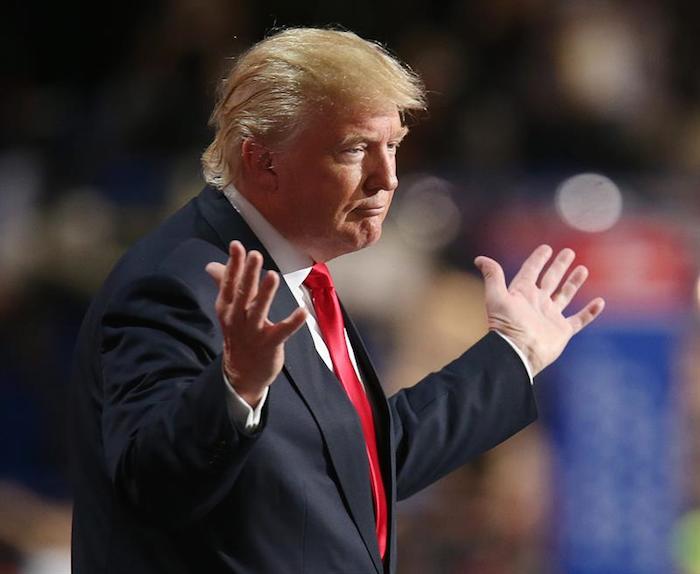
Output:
[475,244,605,377]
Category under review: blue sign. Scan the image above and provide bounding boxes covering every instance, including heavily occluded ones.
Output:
[543,322,683,574]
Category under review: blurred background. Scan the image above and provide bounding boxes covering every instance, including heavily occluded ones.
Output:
[2,0,700,572]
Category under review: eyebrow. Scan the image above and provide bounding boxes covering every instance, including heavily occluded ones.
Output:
[338,126,409,148]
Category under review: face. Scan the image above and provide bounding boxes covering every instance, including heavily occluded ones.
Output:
[261,107,407,262]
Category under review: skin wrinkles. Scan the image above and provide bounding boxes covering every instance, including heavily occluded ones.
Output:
[246,108,408,263]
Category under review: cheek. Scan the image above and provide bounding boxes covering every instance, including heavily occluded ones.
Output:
[328,175,363,214]
[385,189,396,209]
[301,165,365,231]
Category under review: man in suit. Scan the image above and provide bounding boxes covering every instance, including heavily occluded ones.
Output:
[70,28,604,573]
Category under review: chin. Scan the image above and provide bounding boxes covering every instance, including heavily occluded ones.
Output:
[351,229,383,253]
[363,230,383,247]
[318,222,384,260]
[358,218,384,244]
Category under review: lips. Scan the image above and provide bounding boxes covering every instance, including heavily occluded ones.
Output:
[352,204,386,216]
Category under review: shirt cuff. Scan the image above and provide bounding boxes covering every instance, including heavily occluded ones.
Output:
[223,372,268,432]
[493,331,534,384]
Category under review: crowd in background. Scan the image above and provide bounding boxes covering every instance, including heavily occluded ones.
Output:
[2,1,700,572]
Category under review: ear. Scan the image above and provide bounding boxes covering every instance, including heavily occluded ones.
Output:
[240,138,277,191]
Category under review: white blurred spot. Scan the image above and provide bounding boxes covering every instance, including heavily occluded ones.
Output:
[555,173,623,233]
[21,547,71,574]
[555,4,661,121]
[394,174,461,251]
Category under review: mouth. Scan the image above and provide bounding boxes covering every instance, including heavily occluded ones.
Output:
[352,204,386,217]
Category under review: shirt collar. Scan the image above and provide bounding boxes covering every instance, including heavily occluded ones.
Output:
[222,185,313,291]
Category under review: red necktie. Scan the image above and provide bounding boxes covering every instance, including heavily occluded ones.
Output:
[304,263,387,559]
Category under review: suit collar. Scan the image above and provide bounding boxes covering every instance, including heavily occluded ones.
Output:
[202,185,315,302]
[222,185,314,276]
[196,186,272,266]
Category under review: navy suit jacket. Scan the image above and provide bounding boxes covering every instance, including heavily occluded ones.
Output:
[70,186,537,574]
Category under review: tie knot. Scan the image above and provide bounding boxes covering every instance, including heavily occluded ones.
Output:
[304,262,334,291]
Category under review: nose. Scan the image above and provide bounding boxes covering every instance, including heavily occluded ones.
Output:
[364,149,398,195]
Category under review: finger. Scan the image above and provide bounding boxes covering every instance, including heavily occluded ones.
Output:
[474,256,508,299]
[233,250,263,320]
[248,270,280,329]
[510,244,553,288]
[539,248,575,295]
[567,297,606,334]
[215,243,244,323]
[268,307,309,346]
[221,241,245,305]
[205,262,226,286]
[552,265,588,310]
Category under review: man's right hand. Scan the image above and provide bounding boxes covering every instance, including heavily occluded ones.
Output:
[205,241,308,407]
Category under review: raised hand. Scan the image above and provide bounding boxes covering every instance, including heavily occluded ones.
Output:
[474,245,605,377]
[205,241,308,406]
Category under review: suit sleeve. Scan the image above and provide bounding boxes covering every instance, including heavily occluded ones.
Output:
[99,272,263,528]
[389,332,537,500]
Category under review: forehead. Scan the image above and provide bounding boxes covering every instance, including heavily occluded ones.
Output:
[301,106,407,144]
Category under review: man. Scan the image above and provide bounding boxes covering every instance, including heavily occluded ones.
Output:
[70,28,604,573]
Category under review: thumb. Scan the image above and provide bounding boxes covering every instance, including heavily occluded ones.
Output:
[474,256,508,298]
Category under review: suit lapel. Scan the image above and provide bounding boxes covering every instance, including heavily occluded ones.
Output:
[270,290,384,574]
[343,309,396,573]
[197,187,384,573]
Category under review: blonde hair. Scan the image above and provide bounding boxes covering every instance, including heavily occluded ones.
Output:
[201,27,427,189]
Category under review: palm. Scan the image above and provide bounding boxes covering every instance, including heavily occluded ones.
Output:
[206,241,308,406]
[476,245,605,376]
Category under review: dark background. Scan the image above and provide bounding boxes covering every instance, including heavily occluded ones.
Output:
[2,1,699,572]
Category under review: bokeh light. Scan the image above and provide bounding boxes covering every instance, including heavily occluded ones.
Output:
[555,173,624,233]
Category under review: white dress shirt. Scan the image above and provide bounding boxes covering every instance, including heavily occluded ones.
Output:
[219,185,533,432]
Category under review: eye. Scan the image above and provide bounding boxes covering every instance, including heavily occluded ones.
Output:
[387,141,401,154]
[339,145,367,162]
